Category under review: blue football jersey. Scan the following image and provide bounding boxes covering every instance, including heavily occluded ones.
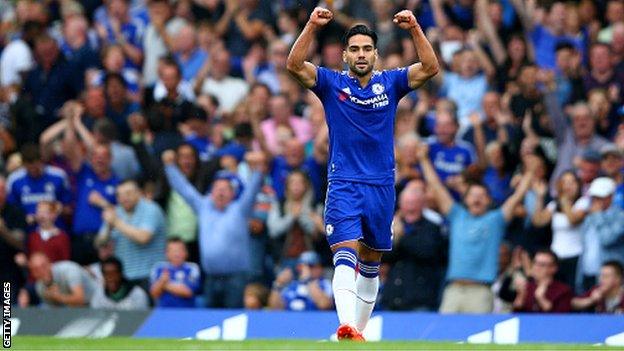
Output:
[6,166,72,215]
[311,67,412,186]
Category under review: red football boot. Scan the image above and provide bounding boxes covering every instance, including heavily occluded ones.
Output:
[336,324,365,341]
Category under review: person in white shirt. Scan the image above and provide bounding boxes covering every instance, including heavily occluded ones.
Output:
[532,171,589,288]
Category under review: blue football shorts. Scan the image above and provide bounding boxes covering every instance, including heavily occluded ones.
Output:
[323,180,395,251]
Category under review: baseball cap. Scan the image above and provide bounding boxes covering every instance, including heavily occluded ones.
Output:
[587,177,616,198]
[600,144,624,158]
[298,251,321,266]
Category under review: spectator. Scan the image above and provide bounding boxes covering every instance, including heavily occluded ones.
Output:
[0,175,27,304]
[163,150,266,308]
[260,94,313,156]
[244,282,270,310]
[89,119,142,181]
[96,179,167,290]
[417,142,536,313]
[150,237,200,308]
[142,0,186,87]
[532,171,589,288]
[599,144,624,209]
[212,0,270,57]
[267,170,321,268]
[382,186,447,311]
[6,143,72,227]
[579,177,624,291]
[88,45,141,99]
[437,49,489,127]
[545,75,611,189]
[268,251,333,311]
[94,0,143,68]
[583,43,624,101]
[60,15,100,92]
[27,252,97,307]
[173,22,209,83]
[91,256,149,310]
[572,260,624,313]
[513,250,573,313]
[427,110,476,188]
[0,20,40,88]
[26,201,70,263]
[22,34,79,136]
[104,73,141,144]
[61,104,120,265]
[196,48,249,114]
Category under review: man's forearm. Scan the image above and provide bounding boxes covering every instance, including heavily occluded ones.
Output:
[409,25,438,73]
[286,22,318,71]
[113,219,151,244]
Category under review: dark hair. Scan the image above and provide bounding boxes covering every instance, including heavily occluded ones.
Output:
[93,119,119,142]
[104,72,127,89]
[21,143,41,163]
[160,55,182,77]
[555,41,575,53]
[603,260,624,278]
[343,24,378,48]
[533,249,559,266]
[101,256,124,273]
[166,236,187,248]
[463,181,491,199]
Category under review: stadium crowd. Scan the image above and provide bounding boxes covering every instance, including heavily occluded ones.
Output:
[0,0,623,314]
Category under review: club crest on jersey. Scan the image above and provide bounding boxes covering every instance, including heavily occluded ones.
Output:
[325,224,334,236]
[372,83,385,95]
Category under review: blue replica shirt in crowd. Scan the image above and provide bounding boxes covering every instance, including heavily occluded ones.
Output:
[427,138,476,183]
[311,67,413,186]
[150,261,201,308]
[72,163,119,236]
[446,203,506,283]
[6,166,72,215]
[281,278,332,311]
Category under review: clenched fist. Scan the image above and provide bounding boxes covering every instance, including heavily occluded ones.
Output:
[309,7,333,27]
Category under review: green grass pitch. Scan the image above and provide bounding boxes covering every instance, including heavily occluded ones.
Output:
[9,337,621,350]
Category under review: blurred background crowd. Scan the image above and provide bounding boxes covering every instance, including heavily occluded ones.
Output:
[0,0,623,314]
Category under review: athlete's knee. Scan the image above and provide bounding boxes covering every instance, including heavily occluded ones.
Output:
[357,243,383,263]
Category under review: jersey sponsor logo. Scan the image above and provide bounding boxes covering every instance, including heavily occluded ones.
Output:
[372,83,385,94]
[348,93,389,108]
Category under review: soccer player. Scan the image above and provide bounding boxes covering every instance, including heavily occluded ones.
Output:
[286,7,439,340]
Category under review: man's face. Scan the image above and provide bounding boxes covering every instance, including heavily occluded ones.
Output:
[399,189,425,218]
[435,112,458,144]
[343,34,377,77]
[599,265,622,291]
[102,263,122,292]
[35,40,59,67]
[283,140,305,167]
[590,45,612,73]
[601,153,624,177]
[177,145,197,176]
[160,65,180,93]
[211,179,235,210]
[29,254,51,282]
[482,92,500,119]
[116,183,141,211]
[532,253,558,281]
[572,108,595,139]
[269,96,291,122]
[91,145,112,177]
[25,160,44,178]
[463,185,491,216]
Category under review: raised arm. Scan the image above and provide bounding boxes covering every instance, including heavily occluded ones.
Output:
[475,0,506,65]
[501,158,536,221]
[394,10,440,90]
[238,151,266,216]
[416,142,454,215]
[286,7,332,89]
[162,150,203,211]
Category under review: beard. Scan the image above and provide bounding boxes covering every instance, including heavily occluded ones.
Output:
[350,61,373,77]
